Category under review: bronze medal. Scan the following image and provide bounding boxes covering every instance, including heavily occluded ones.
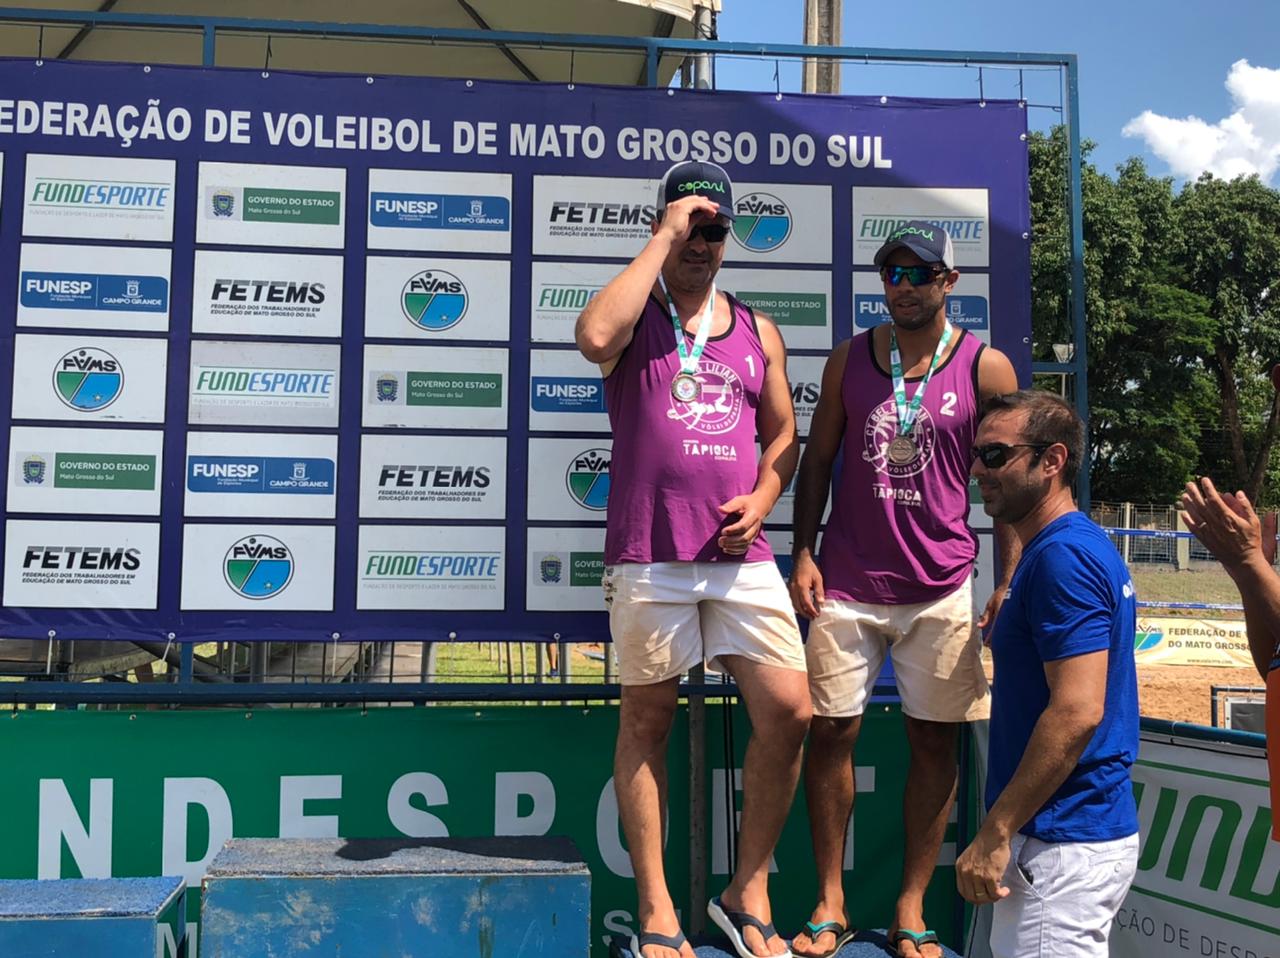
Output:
[887,434,918,465]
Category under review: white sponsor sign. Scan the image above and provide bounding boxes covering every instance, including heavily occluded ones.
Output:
[532,175,655,259]
[12,333,167,424]
[852,271,992,346]
[362,344,508,430]
[184,432,338,520]
[852,187,991,267]
[358,434,507,520]
[3,519,159,609]
[189,341,341,428]
[17,243,172,332]
[196,161,346,249]
[718,267,833,350]
[529,349,610,433]
[768,443,831,528]
[356,524,505,610]
[526,527,607,612]
[787,354,826,440]
[530,261,615,344]
[527,438,614,521]
[23,153,175,242]
[191,250,343,338]
[8,426,163,516]
[180,523,335,611]
[364,256,511,341]
[723,182,833,266]
[367,169,512,254]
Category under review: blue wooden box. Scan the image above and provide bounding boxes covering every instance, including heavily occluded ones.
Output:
[200,836,590,958]
[0,876,185,957]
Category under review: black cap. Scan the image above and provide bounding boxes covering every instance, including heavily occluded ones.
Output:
[872,220,956,269]
[656,160,735,221]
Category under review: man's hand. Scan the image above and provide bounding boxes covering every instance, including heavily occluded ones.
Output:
[955,828,1013,905]
[1180,477,1263,571]
[656,194,722,245]
[976,584,1007,644]
[788,551,825,619]
[718,492,768,555]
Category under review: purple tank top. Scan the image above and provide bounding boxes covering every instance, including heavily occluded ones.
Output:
[604,292,772,564]
[819,327,984,604]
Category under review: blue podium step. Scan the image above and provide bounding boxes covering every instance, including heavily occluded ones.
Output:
[200,836,590,958]
[610,928,962,957]
[0,876,186,957]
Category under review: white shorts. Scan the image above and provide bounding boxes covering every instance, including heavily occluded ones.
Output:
[603,561,806,686]
[990,832,1139,958]
[804,578,990,721]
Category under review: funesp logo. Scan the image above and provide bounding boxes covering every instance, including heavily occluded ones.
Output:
[566,448,611,511]
[53,347,123,412]
[223,535,293,600]
[731,192,791,252]
[401,269,468,331]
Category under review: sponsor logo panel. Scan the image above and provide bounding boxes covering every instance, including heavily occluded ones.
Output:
[787,355,826,439]
[526,527,607,612]
[7,426,163,515]
[189,341,340,428]
[183,432,337,519]
[718,267,833,351]
[191,250,343,338]
[722,183,832,265]
[358,434,506,520]
[527,438,613,521]
[12,333,166,423]
[532,175,655,258]
[357,525,505,611]
[367,170,511,253]
[18,243,172,332]
[364,257,511,341]
[851,187,990,267]
[767,442,829,527]
[180,523,334,610]
[3,519,159,609]
[852,271,991,345]
[362,344,508,429]
[528,349,610,433]
[196,161,346,249]
[529,262,615,343]
[23,153,175,242]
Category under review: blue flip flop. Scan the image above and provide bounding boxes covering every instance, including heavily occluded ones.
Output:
[798,920,856,957]
[630,930,688,957]
[707,896,793,958]
[892,929,940,956]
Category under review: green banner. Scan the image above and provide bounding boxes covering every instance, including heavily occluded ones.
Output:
[570,553,605,588]
[407,372,504,407]
[242,188,342,224]
[53,453,156,490]
[734,291,827,327]
[0,705,966,956]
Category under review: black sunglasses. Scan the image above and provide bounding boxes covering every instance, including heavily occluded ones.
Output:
[689,223,730,244]
[971,442,1052,469]
[880,264,946,286]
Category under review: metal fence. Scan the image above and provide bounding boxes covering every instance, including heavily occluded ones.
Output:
[1091,500,1217,564]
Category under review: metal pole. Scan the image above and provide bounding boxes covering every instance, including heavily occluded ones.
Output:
[688,664,707,934]
[1064,56,1090,509]
[201,23,214,65]
[692,3,712,89]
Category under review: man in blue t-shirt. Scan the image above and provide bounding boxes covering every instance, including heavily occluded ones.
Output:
[956,390,1139,958]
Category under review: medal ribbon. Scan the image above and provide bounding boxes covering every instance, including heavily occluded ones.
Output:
[658,275,716,376]
[889,322,953,436]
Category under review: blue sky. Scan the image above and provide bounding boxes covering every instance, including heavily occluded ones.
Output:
[712,0,1280,185]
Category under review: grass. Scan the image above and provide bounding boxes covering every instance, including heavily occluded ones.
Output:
[1129,562,1245,612]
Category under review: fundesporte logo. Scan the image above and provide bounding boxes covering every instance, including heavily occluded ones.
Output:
[223,534,294,599]
[565,448,611,511]
[731,192,792,252]
[53,347,123,412]
[401,270,468,331]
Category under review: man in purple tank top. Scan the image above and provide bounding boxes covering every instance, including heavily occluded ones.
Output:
[576,160,811,958]
[787,223,1019,958]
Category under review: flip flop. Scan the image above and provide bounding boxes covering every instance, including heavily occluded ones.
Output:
[892,929,940,957]
[630,930,689,957]
[795,920,856,958]
[707,896,793,958]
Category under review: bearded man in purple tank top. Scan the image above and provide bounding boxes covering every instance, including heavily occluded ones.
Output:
[576,160,811,958]
[787,223,1019,958]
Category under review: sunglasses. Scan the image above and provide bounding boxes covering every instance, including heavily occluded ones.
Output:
[689,223,730,244]
[880,264,946,286]
[971,442,1052,469]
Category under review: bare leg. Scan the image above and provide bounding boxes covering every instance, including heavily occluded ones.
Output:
[790,715,862,957]
[615,679,695,958]
[891,717,959,958]
[716,656,812,957]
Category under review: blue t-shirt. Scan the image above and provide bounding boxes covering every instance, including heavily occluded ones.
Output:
[987,511,1140,842]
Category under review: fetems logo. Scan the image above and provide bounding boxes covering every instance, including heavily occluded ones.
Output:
[223,534,293,599]
[53,347,123,412]
[401,270,468,331]
[731,193,791,252]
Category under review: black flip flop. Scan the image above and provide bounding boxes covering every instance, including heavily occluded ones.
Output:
[630,930,688,957]
[707,896,792,958]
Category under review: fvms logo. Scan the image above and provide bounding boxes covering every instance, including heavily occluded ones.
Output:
[401,270,468,331]
[53,347,123,412]
[223,534,294,600]
[731,192,792,252]
[565,448,611,511]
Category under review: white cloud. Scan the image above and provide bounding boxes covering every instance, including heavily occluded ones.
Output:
[1122,59,1280,183]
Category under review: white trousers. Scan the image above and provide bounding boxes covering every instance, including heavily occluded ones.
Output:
[989,832,1139,958]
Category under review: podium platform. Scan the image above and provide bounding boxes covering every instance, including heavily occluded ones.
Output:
[0,876,186,957]
[200,836,590,958]
[610,928,962,957]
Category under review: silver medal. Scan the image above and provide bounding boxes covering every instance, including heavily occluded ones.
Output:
[671,373,701,403]
[887,434,918,465]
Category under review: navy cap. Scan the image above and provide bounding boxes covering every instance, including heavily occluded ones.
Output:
[872,220,956,270]
[656,160,735,221]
